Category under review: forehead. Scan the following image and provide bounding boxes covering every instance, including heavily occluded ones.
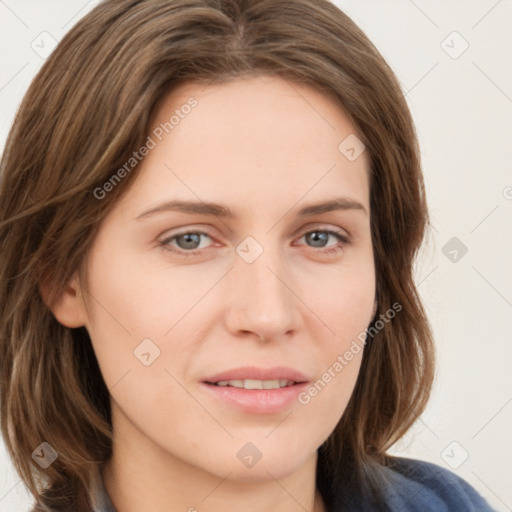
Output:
[153,75,361,151]
[113,75,370,222]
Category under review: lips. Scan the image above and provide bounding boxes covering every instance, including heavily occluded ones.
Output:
[200,366,311,414]
[203,365,310,385]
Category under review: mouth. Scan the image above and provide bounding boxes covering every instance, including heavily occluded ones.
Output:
[206,378,298,390]
[200,366,310,414]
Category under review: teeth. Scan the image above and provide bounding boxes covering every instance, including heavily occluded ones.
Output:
[244,379,264,389]
[214,379,295,389]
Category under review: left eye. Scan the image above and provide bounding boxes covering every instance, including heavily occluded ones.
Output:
[296,229,350,253]
[159,231,213,253]
[158,228,350,256]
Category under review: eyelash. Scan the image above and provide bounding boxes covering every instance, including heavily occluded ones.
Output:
[157,228,351,257]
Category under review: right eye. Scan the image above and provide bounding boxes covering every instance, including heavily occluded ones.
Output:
[158,230,214,256]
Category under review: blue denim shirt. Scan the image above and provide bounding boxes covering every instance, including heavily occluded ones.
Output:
[46,456,499,511]
[368,456,498,512]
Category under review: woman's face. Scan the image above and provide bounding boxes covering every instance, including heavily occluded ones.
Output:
[63,75,375,482]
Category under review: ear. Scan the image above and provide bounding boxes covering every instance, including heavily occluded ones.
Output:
[40,272,88,328]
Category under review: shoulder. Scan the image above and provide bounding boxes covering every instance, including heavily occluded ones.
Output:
[378,455,498,512]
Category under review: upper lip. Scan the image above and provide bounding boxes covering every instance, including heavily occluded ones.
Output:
[203,366,310,384]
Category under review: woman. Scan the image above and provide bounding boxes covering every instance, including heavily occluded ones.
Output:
[0,0,497,510]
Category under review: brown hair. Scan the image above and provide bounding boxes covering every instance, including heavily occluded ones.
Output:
[0,0,434,510]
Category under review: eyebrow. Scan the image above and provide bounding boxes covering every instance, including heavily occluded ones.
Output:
[134,196,368,221]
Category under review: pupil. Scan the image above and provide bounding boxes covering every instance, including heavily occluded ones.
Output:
[307,231,327,247]
[179,233,200,249]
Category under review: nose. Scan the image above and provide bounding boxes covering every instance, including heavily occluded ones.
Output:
[223,239,301,344]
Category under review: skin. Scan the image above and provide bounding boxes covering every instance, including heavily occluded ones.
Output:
[49,75,376,512]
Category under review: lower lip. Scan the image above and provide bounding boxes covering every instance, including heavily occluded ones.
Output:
[200,382,309,414]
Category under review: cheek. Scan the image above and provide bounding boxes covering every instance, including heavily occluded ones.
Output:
[303,261,375,403]
[83,240,196,339]
[81,242,218,404]
[313,258,376,338]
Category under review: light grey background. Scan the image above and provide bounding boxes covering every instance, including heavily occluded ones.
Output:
[1,1,511,511]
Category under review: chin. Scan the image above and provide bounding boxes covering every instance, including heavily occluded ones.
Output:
[223,459,305,483]
[224,441,316,483]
